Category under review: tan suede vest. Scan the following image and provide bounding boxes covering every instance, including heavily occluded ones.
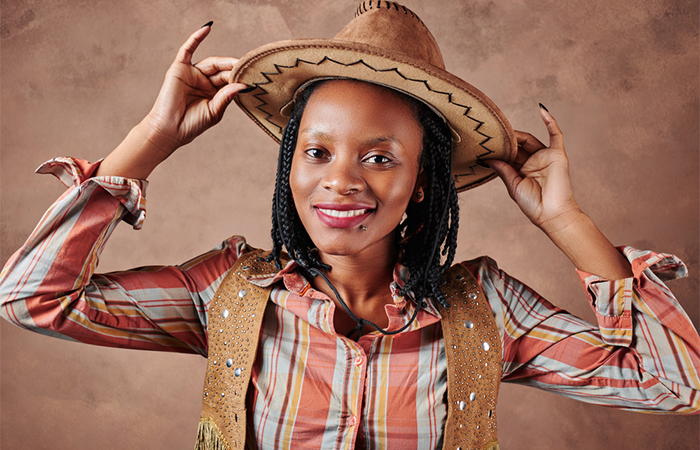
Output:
[195,249,501,450]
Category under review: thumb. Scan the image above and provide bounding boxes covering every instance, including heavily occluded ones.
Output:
[208,83,248,122]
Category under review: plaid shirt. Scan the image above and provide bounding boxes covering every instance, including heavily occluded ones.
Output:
[2,157,699,449]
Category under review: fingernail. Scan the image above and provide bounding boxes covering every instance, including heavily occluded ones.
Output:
[238,85,256,94]
[538,102,549,112]
[475,161,491,169]
[201,21,214,28]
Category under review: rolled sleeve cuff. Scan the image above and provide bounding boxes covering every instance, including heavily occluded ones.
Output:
[36,157,148,229]
[576,246,687,347]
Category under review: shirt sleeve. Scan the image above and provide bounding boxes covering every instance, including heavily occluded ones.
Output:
[464,249,700,414]
[0,157,247,356]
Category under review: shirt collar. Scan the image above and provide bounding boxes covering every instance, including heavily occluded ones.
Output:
[242,259,442,319]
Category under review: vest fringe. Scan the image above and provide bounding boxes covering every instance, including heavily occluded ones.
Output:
[195,417,230,450]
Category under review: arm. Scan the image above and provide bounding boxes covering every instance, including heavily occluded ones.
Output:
[480,107,699,412]
[464,253,700,413]
[0,157,247,355]
[1,25,248,353]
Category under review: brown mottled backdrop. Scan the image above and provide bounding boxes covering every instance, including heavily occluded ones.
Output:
[1,0,698,448]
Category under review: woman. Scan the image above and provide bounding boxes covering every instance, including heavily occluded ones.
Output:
[1,2,698,449]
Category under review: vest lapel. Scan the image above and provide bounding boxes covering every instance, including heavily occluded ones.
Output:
[438,263,501,450]
[196,248,276,450]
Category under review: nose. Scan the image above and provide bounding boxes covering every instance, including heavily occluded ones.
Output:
[322,156,366,195]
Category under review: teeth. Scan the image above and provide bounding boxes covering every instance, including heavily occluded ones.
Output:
[318,208,369,218]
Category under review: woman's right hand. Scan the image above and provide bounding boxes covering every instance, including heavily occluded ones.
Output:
[146,24,246,151]
[95,24,247,179]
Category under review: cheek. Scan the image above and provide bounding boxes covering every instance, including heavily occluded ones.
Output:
[381,173,418,218]
[289,158,323,219]
[289,156,308,202]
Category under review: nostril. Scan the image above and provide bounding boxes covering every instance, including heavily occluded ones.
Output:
[322,168,366,194]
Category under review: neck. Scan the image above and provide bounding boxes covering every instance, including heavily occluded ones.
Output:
[310,248,397,334]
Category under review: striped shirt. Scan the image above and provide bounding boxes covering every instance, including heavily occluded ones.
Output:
[1,157,699,450]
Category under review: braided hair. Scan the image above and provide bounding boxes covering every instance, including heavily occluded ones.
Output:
[269,80,459,308]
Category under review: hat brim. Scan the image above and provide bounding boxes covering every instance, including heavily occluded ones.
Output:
[231,38,517,192]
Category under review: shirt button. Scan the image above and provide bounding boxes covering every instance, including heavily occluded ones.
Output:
[354,355,364,366]
[348,414,357,427]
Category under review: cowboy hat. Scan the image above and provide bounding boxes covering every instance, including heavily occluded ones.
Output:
[231,1,516,192]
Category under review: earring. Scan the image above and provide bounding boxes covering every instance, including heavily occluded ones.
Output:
[416,191,424,199]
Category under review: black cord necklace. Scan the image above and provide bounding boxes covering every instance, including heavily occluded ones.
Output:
[307,267,421,341]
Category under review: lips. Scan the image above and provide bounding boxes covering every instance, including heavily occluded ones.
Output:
[314,204,373,228]
[317,208,370,218]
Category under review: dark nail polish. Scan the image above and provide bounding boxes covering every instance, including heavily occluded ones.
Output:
[475,161,490,169]
[201,21,214,28]
[239,85,257,94]
[539,102,549,112]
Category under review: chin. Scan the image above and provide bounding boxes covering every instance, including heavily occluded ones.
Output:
[308,230,397,262]
[313,241,363,257]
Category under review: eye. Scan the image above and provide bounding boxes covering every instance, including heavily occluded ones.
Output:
[364,154,392,164]
[304,148,328,159]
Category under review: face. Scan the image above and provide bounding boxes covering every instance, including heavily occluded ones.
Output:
[289,80,425,260]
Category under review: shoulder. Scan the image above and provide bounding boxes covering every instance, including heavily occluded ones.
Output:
[178,235,256,279]
[455,256,501,283]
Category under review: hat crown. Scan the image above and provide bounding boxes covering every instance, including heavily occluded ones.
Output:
[334,1,446,70]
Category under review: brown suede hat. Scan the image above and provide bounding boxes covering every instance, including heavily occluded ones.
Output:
[231,1,517,192]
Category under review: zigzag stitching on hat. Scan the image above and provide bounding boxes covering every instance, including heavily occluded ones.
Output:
[248,55,496,173]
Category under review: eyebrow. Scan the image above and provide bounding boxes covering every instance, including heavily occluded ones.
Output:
[298,128,404,148]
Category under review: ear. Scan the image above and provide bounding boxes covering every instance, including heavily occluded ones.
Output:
[411,169,427,203]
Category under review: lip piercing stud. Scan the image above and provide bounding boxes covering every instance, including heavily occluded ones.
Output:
[361,225,368,231]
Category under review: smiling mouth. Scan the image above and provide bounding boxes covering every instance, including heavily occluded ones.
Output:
[316,208,371,218]
[314,206,373,228]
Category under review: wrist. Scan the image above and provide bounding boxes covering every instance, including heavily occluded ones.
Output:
[94,119,180,180]
[138,115,182,159]
[538,205,586,238]
[543,210,633,279]
[541,208,595,258]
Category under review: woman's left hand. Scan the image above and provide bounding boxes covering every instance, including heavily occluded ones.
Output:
[486,107,582,236]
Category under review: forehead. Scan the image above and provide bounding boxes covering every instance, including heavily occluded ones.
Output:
[299,80,423,142]
[308,79,418,109]
[306,80,418,115]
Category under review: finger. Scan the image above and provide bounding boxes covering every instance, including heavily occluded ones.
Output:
[539,106,565,150]
[485,160,522,201]
[208,83,248,122]
[193,56,239,75]
[208,71,233,87]
[176,26,212,65]
[514,130,546,155]
[511,147,532,169]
